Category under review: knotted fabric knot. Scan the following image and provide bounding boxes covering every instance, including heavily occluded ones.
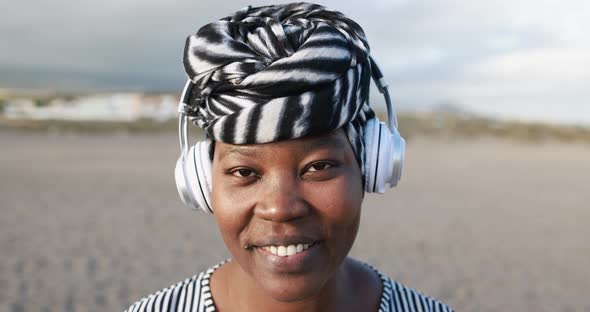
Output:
[182,2,377,177]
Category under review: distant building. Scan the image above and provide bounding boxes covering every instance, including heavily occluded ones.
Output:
[3,99,37,119]
[1,93,179,122]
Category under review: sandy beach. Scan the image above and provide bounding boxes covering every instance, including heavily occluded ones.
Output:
[1,132,589,311]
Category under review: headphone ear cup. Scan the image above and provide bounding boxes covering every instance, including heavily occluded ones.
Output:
[363,118,405,193]
[363,118,379,193]
[174,140,214,213]
[175,155,192,206]
[194,140,213,213]
[388,127,405,187]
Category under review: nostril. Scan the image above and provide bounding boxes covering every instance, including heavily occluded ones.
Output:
[254,200,311,222]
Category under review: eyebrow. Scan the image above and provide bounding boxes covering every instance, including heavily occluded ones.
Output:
[217,146,260,162]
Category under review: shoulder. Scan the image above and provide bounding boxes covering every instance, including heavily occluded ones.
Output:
[377,274,454,312]
[124,265,219,312]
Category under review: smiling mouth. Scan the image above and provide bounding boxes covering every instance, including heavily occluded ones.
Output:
[259,242,318,257]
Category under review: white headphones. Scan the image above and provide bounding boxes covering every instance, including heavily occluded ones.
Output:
[174,57,405,213]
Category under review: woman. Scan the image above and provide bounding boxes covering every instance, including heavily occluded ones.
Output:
[127,3,453,311]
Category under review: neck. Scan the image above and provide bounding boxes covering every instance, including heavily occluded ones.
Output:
[213,258,357,312]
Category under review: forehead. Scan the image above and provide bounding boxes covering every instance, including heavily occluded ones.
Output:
[215,129,350,161]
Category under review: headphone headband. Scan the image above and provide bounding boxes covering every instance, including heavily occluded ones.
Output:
[369,56,397,131]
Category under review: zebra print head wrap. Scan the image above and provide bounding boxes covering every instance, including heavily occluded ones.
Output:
[183,2,376,175]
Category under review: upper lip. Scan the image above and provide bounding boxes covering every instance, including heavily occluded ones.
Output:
[250,235,321,247]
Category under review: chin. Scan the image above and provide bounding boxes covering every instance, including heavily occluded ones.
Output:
[259,273,328,302]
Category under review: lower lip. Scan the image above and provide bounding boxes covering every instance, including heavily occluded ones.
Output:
[255,243,321,273]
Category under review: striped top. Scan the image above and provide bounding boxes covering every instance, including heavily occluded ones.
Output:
[125,261,453,312]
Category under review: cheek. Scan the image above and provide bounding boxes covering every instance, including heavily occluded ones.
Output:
[305,173,364,229]
[317,168,363,212]
[304,174,363,267]
[210,176,252,252]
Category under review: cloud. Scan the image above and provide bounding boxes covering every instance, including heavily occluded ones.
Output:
[1,0,589,123]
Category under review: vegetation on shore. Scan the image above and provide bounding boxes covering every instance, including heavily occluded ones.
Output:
[395,112,590,144]
[1,113,589,144]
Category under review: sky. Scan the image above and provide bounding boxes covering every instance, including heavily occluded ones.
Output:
[2,0,589,125]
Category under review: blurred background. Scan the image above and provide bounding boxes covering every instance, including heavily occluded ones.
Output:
[1,0,589,311]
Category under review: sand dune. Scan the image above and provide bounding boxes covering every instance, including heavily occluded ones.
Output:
[1,132,589,311]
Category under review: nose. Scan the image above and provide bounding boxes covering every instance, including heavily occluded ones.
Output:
[254,172,310,222]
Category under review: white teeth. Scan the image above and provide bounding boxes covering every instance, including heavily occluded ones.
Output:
[286,245,296,256]
[278,246,287,256]
[296,244,303,253]
[263,243,313,257]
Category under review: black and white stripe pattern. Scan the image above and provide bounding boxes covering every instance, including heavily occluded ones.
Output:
[125,262,224,312]
[125,260,454,312]
[182,2,376,174]
[375,271,454,312]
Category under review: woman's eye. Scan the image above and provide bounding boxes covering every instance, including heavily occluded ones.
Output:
[307,162,333,172]
[231,168,256,178]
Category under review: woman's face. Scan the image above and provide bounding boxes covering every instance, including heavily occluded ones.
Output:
[211,129,364,302]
